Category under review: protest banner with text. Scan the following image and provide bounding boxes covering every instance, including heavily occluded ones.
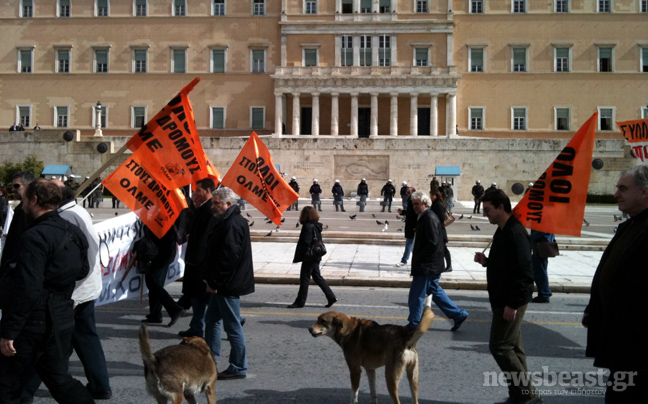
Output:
[221,132,298,225]
[617,117,648,162]
[512,112,598,237]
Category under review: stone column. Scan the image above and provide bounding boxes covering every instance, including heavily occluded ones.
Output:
[430,94,438,137]
[372,35,379,67]
[312,92,320,136]
[281,34,287,67]
[390,92,398,136]
[274,92,283,137]
[334,36,341,66]
[353,0,360,13]
[410,93,418,136]
[353,36,360,67]
[390,0,396,13]
[447,33,453,66]
[336,0,341,13]
[292,93,300,136]
[447,93,457,137]
[370,93,378,138]
[331,92,339,136]
[351,93,359,137]
[372,0,379,13]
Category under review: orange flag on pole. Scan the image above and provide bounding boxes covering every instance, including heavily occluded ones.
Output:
[193,153,220,190]
[125,77,208,190]
[512,112,598,237]
[616,117,648,162]
[102,151,188,238]
[220,132,298,225]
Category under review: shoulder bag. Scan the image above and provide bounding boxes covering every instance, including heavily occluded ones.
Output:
[535,241,559,259]
[304,227,327,261]
[443,211,456,227]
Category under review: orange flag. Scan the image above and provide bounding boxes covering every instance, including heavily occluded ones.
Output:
[220,132,298,225]
[102,151,188,238]
[512,112,598,237]
[126,77,208,190]
[616,117,648,162]
[193,153,221,190]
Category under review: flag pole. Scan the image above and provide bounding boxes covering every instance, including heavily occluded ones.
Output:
[74,143,130,198]
[482,237,493,254]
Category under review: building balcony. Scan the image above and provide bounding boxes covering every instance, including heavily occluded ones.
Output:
[274,65,458,77]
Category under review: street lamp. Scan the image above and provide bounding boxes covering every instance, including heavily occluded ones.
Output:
[93,101,103,137]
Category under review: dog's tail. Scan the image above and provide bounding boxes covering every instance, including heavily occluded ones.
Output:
[407,295,435,347]
[139,324,157,372]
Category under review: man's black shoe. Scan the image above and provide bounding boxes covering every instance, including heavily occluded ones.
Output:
[168,310,186,327]
[86,384,112,400]
[178,329,202,338]
[531,296,550,303]
[141,317,163,325]
[451,315,468,332]
[325,298,337,308]
[217,371,246,380]
[287,303,304,308]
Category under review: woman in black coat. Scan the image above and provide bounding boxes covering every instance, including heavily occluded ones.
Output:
[287,206,337,308]
[430,189,453,272]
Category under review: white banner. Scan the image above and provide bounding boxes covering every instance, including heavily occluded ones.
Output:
[94,212,185,307]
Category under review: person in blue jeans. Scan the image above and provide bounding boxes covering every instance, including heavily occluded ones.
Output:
[530,230,555,303]
[406,191,468,331]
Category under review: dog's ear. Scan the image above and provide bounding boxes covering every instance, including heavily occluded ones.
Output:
[333,316,349,336]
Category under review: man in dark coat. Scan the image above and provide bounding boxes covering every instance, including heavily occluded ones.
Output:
[399,181,408,211]
[474,189,540,404]
[583,165,648,403]
[380,179,396,212]
[331,180,345,212]
[288,177,299,211]
[471,180,485,214]
[0,171,35,273]
[0,179,95,403]
[309,179,322,211]
[203,187,254,380]
[407,191,468,331]
[396,187,416,267]
[178,178,216,338]
[356,178,369,212]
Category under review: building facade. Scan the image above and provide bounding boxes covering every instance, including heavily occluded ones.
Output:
[0,0,646,138]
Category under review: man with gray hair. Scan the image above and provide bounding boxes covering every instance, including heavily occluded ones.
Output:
[203,186,254,380]
[583,165,648,403]
[407,191,468,331]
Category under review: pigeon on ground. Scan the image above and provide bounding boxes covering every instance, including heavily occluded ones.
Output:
[323,225,329,230]
[376,220,384,225]
[396,215,402,220]
[385,220,389,226]
[281,217,286,223]
[397,227,404,232]
[470,224,476,231]
[265,231,273,237]
[458,214,464,220]
[295,223,300,228]
[475,225,481,231]
[468,215,472,219]
[382,223,389,232]
[372,214,376,218]
[349,215,357,220]
[246,213,252,218]
[583,219,590,226]
[249,221,254,227]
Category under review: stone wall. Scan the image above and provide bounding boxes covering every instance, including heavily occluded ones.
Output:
[0,131,633,200]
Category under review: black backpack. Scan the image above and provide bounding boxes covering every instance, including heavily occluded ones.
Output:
[133,234,159,274]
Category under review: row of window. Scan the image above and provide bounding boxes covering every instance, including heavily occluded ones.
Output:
[468,46,648,73]
[469,107,648,131]
[469,0,648,13]
[13,105,266,130]
[19,0,265,18]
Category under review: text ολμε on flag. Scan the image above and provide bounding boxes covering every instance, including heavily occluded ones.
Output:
[616,117,648,162]
[220,132,298,225]
[102,151,188,238]
[512,112,598,237]
[125,77,207,190]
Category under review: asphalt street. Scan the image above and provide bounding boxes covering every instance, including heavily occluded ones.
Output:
[30,283,605,404]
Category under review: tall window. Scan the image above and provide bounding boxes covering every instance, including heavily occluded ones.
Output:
[305,0,317,14]
[360,0,370,13]
[174,0,186,16]
[379,0,390,13]
[213,0,225,15]
[512,107,527,130]
[251,49,265,73]
[135,0,147,16]
[642,0,647,12]
[642,48,648,72]
[59,0,70,17]
[470,108,484,130]
[95,49,108,73]
[211,49,226,72]
[341,36,353,67]
[133,49,147,73]
[18,106,31,128]
[304,49,318,67]
[253,0,264,15]
[513,0,526,13]
[416,0,428,13]
[379,35,391,67]
[21,0,33,17]
[360,36,371,67]
[598,47,613,72]
[643,106,648,119]
[97,0,109,16]
[93,105,108,128]
[172,49,186,73]
[57,49,70,73]
[598,0,610,12]
[19,49,33,73]
[55,106,69,128]
[470,48,484,72]
[555,107,570,130]
[512,47,527,72]
[132,106,147,128]
[555,0,569,12]
[251,107,265,129]
[211,107,225,129]
[471,0,483,13]
[415,48,429,66]
[341,0,352,13]
[555,47,570,72]
[598,107,614,130]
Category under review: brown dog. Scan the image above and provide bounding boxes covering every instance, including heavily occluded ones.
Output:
[139,324,218,404]
[309,297,435,404]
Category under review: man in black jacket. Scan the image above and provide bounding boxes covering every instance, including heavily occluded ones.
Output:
[356,178,369,212]
[583,165,648,403]
[396,187,416,267]
[203,187,254,380]
[0,171,35,273]
[380,179,396,212]
[0,179,95,403]
[474,189,540,404]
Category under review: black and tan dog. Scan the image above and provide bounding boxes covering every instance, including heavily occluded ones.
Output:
[139,324,218,404]
[309,297,435,404]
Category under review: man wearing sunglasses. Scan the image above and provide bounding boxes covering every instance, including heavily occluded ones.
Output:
[0,171,35,274]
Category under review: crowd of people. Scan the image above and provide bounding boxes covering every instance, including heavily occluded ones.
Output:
[1,165,646,403]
